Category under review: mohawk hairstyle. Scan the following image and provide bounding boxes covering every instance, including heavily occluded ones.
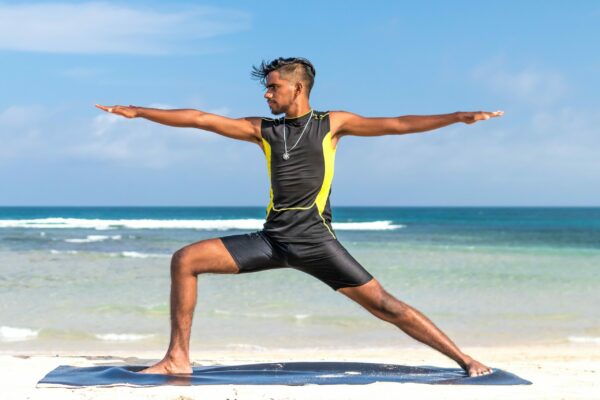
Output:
[251,57,316,96]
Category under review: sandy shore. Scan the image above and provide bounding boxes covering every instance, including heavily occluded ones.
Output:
[1,344,598,399]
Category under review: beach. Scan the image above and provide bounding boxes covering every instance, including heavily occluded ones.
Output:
[1,206,599,397]
[2,344,599,399]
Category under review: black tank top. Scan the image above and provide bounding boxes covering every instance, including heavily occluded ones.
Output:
[260,109,337,243]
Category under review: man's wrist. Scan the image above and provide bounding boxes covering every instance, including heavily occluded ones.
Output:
[131,106,143,118]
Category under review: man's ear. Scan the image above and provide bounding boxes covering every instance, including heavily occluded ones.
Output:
[295,81,304,96]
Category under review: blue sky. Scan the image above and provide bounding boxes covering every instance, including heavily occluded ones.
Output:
[1,0,598,206]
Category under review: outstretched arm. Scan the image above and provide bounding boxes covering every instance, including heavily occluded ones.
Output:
[94,104,262,144]
[330,110,503,138]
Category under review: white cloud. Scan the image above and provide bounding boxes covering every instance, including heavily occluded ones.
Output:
[472,58,568,106]
[0,102,236,168]
[0,2,251,55]
[0,105,47,160]
[347,103,600,188]
[0,105,46,126]
[69,103,236,168]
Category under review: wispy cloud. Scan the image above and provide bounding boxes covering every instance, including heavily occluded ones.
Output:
[0,2,251,55]
[0,105,50,160]
[0,103,235,169]
[339,57,597,196]
[472,57,568,106]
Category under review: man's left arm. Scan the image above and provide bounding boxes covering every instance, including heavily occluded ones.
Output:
[330,110,504,138]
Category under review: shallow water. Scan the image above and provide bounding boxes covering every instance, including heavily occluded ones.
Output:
[1,206,599,351]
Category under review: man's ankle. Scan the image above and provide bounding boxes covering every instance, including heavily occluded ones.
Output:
[165,349,190,364]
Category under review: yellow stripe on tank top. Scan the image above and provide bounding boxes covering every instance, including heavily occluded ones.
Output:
[261,137,274,218]
[262,131,337,239]
[315,131,337,238]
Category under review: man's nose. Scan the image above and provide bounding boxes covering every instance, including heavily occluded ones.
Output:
[264,92,272,99]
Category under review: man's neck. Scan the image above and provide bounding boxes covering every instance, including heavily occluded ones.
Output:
[285,104,312,118]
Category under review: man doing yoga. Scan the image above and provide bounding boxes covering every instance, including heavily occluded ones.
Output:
[95,57,503,377]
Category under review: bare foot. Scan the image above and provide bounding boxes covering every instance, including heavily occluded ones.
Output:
[139,357,192,375]
[462,356,493,377]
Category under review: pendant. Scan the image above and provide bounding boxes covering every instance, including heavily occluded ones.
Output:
[282,152,290,160]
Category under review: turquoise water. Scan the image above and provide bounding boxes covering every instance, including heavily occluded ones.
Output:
[1,206,599,352]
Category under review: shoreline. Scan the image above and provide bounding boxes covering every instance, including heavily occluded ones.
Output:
[3,343,599,399]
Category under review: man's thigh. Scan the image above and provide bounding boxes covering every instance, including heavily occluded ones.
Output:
[288,239,374,291]
[175,237,241,274]
[219,231,287,274]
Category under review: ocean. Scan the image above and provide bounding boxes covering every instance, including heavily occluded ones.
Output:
[1,206,599,353]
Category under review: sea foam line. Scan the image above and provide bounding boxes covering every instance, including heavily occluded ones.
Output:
[0,217,263,230]
[49,249,79,254]
[95,333,155,342]
[65,234,122,243]
[334,221,404,230]
[0,326,39,342]
[115,251,170,259]
[0,218,404,231]
[568,336,600,344]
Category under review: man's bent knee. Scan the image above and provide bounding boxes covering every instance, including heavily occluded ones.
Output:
[170,238,240,276]
[170,248,192,277]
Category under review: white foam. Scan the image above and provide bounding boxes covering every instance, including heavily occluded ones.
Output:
[0,217,264,230]
[0,326,39,342]
[49,249,79,254]
[294,314,311,320]
[225,343,268,351]
[0,218,404,231]
[95,333,154,342]
[568,336,600,344]
[117,251,170,259]
[333,221,405,230]
[243,312,281,319]
[65,234,122,243]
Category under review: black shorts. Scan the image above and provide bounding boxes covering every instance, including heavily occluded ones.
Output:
[219,230,373,291]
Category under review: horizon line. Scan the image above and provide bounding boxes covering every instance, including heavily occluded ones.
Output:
[0,205,598,208]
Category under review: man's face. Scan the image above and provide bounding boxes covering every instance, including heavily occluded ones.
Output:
[264,71,296,115]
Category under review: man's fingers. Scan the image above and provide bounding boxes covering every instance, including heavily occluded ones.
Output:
[94,104,117,113]
[462,110,504,124]
[95,104,112,112]
[478,110,504,121]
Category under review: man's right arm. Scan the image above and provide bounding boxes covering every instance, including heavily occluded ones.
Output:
[94,104,262,144]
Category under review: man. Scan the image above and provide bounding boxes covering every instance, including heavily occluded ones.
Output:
[95,57,502,377]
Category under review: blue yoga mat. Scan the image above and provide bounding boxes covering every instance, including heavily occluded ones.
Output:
[38,361,532,387]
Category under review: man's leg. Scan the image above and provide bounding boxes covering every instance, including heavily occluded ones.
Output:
[337,278,493,377]
[141,238,240,374]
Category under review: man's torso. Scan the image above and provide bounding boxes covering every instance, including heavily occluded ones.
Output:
[259,110,337,243]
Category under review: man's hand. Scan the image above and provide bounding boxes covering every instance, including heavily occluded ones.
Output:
[95,104,139,119]
[457,110,504,125]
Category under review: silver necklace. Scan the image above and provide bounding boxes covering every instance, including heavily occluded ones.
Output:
[282,109,313,160]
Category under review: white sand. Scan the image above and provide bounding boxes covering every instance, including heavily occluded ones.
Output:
[1,344,599,399]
